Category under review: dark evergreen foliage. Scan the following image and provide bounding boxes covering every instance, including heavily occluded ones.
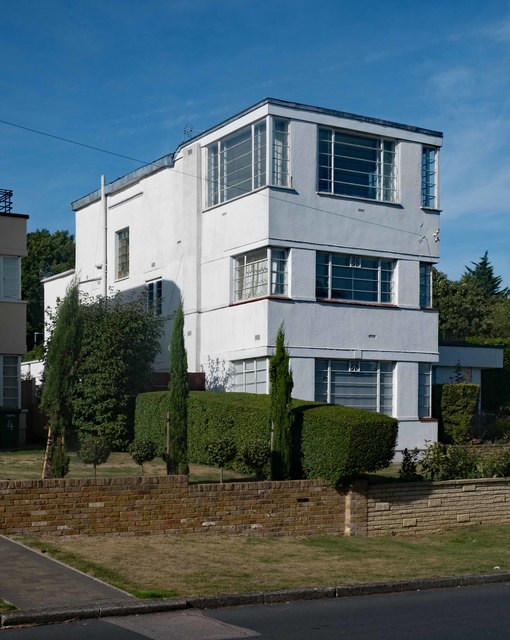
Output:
[78,434,111,478]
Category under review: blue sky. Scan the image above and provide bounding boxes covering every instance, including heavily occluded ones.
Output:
[1,0,509,285]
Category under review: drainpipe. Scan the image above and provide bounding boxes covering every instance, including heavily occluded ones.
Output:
[101,175,108,306]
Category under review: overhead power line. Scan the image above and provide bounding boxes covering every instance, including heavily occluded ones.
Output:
[0,118,147,164]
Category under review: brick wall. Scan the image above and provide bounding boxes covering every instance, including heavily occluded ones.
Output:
[0,476,344,537]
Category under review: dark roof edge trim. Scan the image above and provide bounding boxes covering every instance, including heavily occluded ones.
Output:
[0,212,29,220]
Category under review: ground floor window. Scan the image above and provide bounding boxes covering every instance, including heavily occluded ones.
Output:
[315,359,393,414]
[1,355,19,408]
[418,363,432,418]
[232,358,268,394]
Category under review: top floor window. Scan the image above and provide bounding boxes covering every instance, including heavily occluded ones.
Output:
[207,118,290,206]
[0,256,20,300]
[116,228,129,280]
[422,146,437,208]
[318,128,397,202]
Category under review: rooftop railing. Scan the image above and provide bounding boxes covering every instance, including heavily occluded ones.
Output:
[0,189,13,213]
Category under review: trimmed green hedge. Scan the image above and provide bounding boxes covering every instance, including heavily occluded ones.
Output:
[135,391,398,482]
[441,383,480,443]
[299,404,398,486]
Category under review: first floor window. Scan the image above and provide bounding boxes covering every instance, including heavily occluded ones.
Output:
[420,263,432,308]
[232,358,268,394]
[418,363,432,418]
[422,146,437,208]
[146,279,162,316]
[116,228,129,279]
[316,252,395,303]
[234,247,288,302]
[1,355,19,408]
[318,128,397,202]
[315,359,393,415]
[0,256,21,300]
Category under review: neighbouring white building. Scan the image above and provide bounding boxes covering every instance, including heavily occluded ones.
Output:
[44,98,445,450]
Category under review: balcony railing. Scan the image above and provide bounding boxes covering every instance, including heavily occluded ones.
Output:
[0,189,13,213]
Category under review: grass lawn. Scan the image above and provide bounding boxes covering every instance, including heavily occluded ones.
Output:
[19,524,510,598]
[0,449,251,483]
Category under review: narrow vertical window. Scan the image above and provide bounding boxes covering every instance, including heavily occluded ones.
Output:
[116,228,129,280]
[0,256,21,300]
[420,263,432,307]
[272,119,290,187]
[147,280,162,316]
[422,146,437,207]
[418,363,432,418]
[2,355,19,408]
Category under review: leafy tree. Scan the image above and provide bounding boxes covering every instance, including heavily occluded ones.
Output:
[487,299,510,338]
[22,229,75,350]
[78,435,111,478]
[462,251,509,299]
[71,292,162,449]
[205,437,237,483]
[269,324,294,480]
[167,301,189,474]
[433,268,492,341]
[241,439,271,479]
[129,438,157,475]
[40,281,83,478]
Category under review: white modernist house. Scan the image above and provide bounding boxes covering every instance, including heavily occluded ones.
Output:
[44,98,443,450]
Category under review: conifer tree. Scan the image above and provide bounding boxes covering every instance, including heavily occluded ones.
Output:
[167,301,189,474]
[40,281,83,478]
[269,324,294,480]
[462,251,509,298]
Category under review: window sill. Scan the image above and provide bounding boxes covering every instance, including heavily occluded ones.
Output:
[316,191,403,208]
[229,295,292,307]
[115,275,130,282]
[421,206,442,214]
[316,298,398,309]
[419,417,438,422]
[203,185,270,212]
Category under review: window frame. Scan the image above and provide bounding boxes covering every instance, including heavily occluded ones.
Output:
[316,252,395,304]
[231,358,268,394]
[420,262,433,308]
[115,228,130,280]
[0,256,21,300]
[315,358,394,415]
[1,355,20,408]
[421,146,438,208]
[418,363,432,418]
[233,247,289,303]
[318,127,398,203]
[146,279,163,316]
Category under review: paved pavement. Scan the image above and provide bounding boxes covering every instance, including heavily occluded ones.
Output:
[2,533,510,630]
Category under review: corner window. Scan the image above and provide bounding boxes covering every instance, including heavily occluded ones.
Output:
[234,248,288,302]
[420,263,432,308]
[315,359,393,415]
[418,363,432,418]
[1,355,19,408]
[116,228,129,280]
[0,256,21,300]
[422,146,437,208]
[146,279,162,316]
[232,358,268,394]
[318,128,397,202]
[207,117,291,206]
[316,252,395,303]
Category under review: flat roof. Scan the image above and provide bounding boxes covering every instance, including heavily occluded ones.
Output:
[72,97,443,210]
[0,212,29,220]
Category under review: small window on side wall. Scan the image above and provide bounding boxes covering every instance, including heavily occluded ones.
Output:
[147,279,162,316]
[116,228,129,280]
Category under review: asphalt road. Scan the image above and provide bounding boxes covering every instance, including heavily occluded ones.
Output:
[2,583,510,639]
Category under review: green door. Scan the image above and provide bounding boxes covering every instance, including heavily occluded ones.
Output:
[0,410,20,448]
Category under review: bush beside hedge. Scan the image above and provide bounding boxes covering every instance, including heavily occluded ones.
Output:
[441,383,480,443]
[135,391,398,483]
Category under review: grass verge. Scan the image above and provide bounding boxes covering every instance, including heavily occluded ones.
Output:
[19,524,510,598]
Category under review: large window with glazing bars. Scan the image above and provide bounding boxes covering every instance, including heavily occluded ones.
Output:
[234,248,288,302]
[315,359,394,415]
[318,128,397,202]
[207,118,290,206]
[422,146,437,208]
[316,253,395,304]
[232,358,268,394]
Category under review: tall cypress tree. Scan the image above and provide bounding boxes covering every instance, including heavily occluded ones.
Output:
[270,324,294,480]
[167,301,189,475]
[40,281,83,478]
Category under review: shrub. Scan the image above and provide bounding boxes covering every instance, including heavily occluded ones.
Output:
[300,404,398,486]
[420,442,480,481]
[399,448,421,481]
[78,435,111,478]
[205,437,237,483]
[482,448,510,478]
[440,384,480,443]
[129,438,157,475]
[241,439,271,479]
